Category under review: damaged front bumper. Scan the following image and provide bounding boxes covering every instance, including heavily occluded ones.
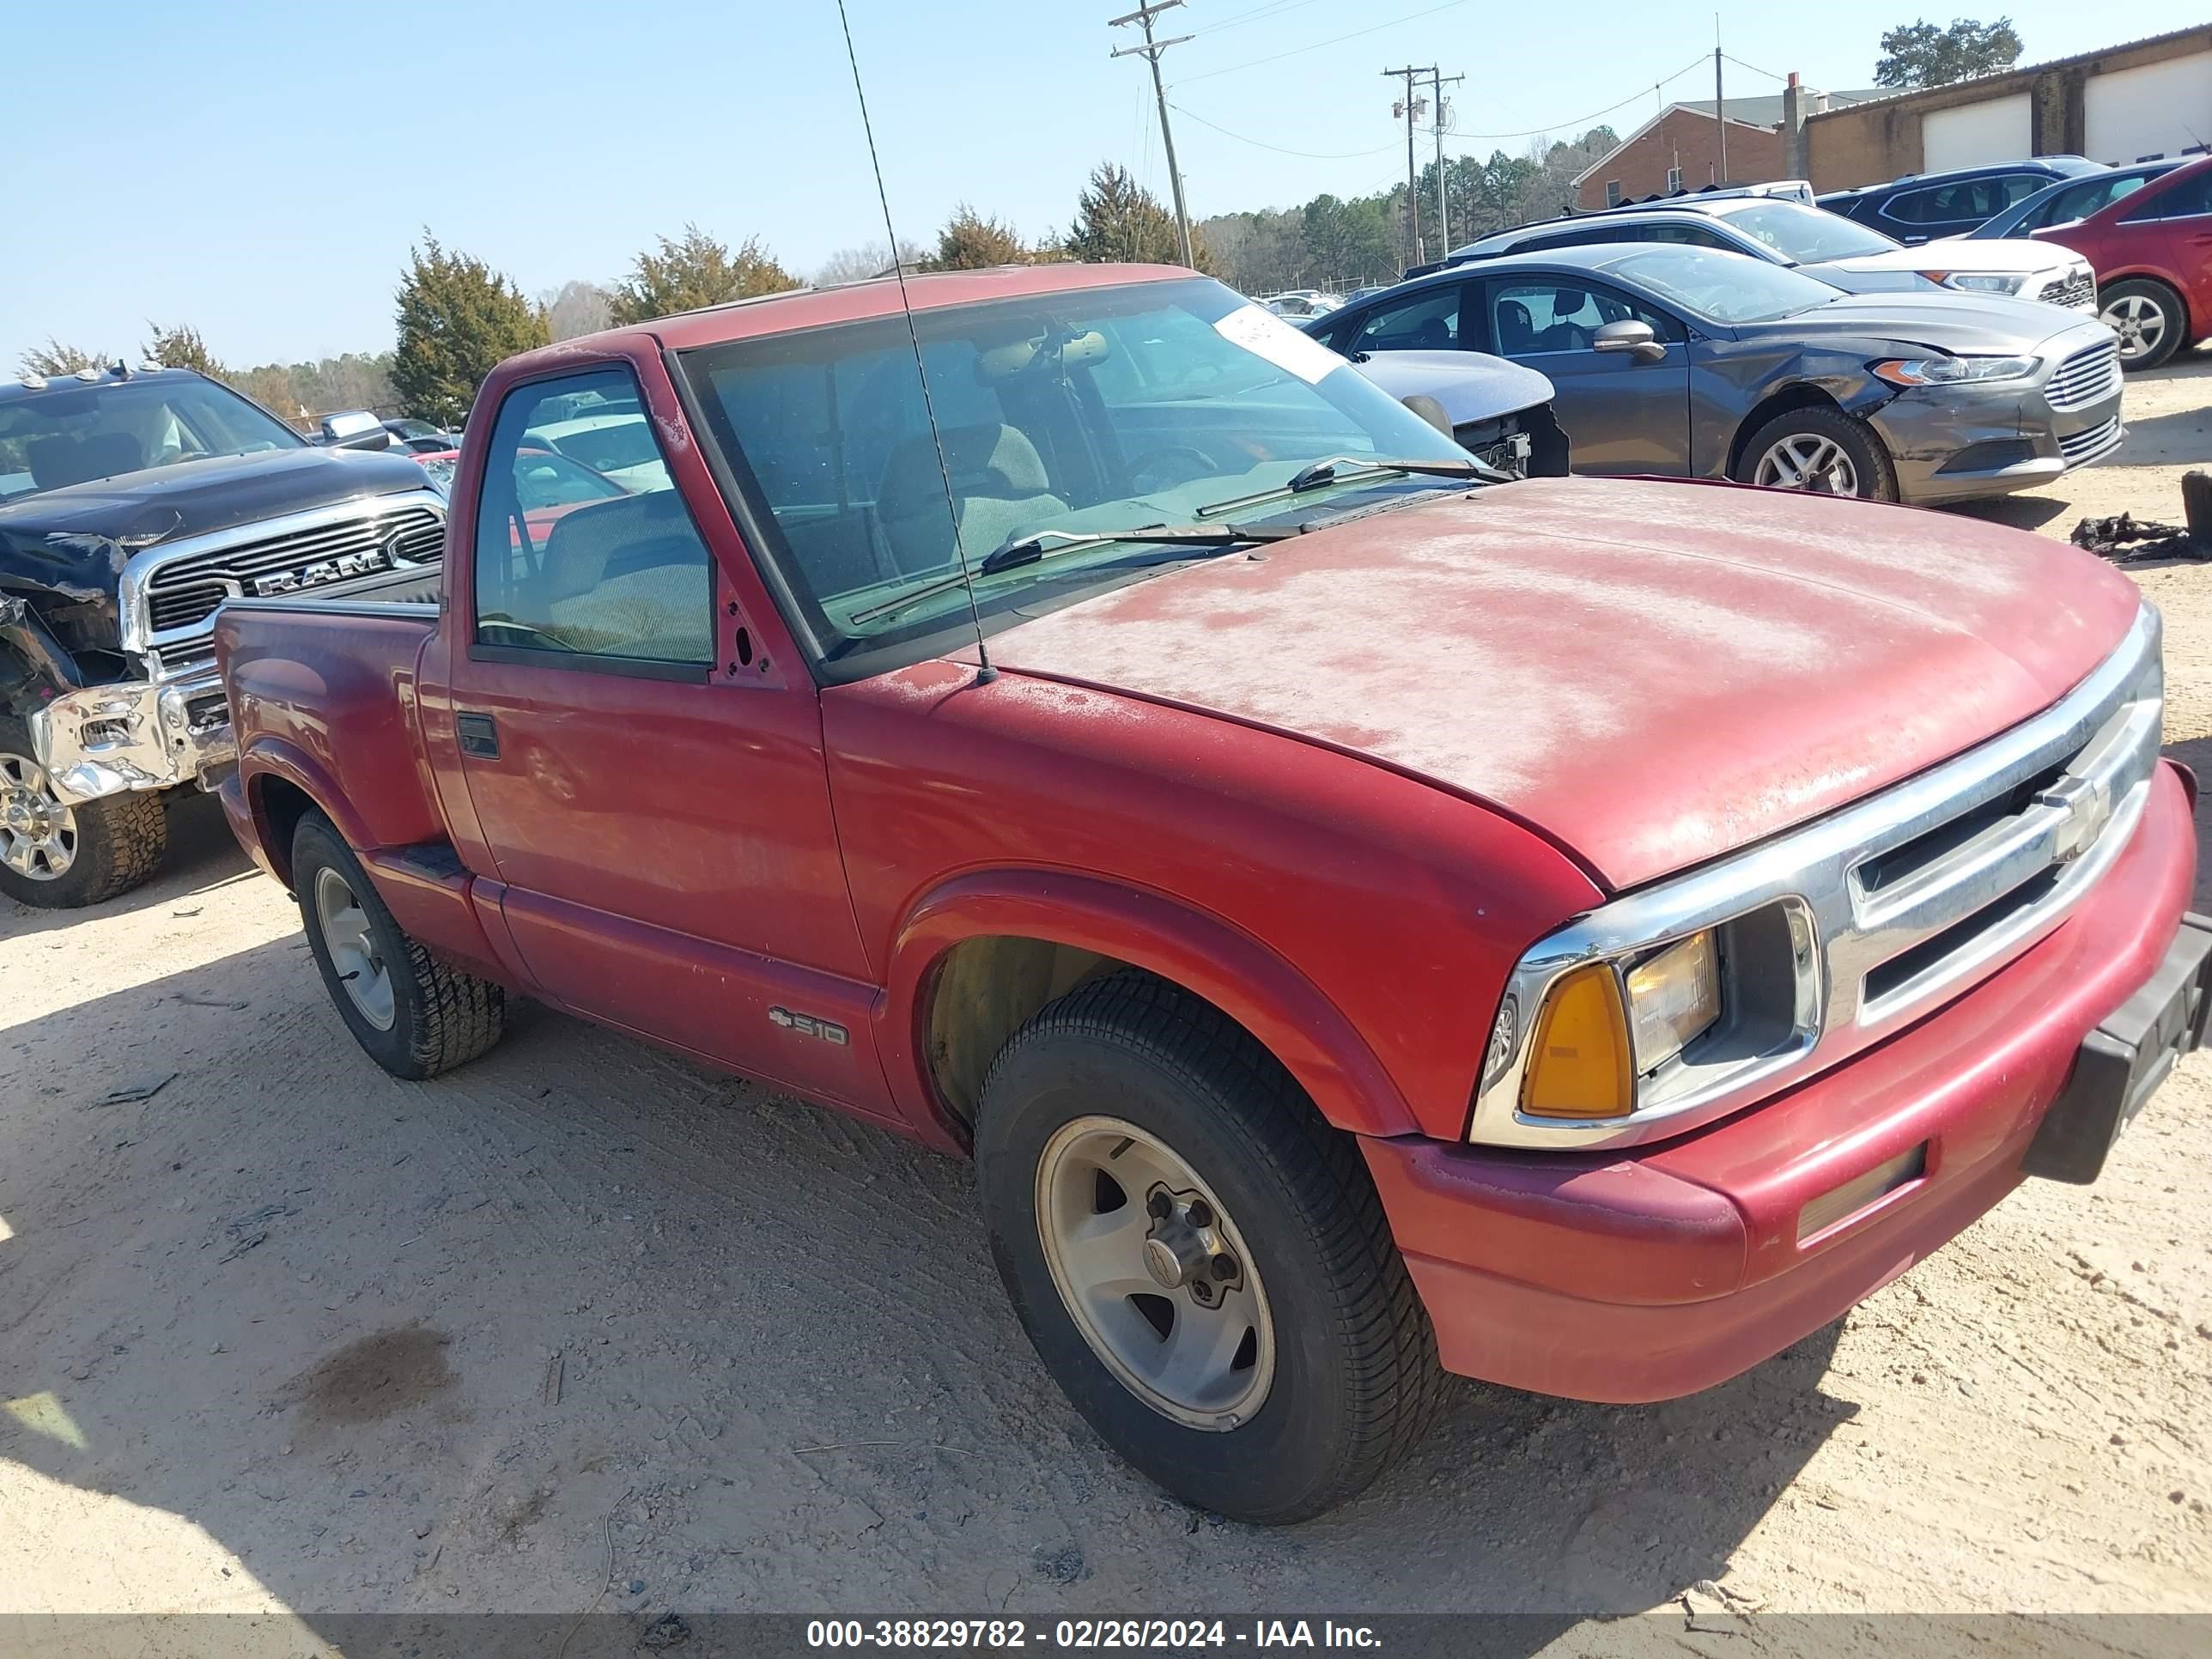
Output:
[27,665,233,805]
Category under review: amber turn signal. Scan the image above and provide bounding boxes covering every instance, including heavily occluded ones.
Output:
[1517,963,1635,1120]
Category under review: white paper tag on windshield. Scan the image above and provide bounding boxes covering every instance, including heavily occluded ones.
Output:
[1212,303,1345,386]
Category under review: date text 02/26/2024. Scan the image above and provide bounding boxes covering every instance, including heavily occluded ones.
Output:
[805,1620,1382,1649]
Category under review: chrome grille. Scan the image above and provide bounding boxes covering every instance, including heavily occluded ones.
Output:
[2041,271,2096,312]
[1469,606,2164,1151]
[2058,414,2122,465]
[140,501,445,635]
[2047,338,2121,410]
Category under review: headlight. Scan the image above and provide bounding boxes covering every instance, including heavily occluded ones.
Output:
[1939,271,2028,295]
[1515,928,1723,1121]
[1871,355,2039,387]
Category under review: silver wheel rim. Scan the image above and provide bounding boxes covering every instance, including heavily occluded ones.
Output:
[313,865,395,1030]
[0,750,78,882]
[2101,292,2168,362]
[1035,1115,1275,1431]
[1753,433,1862,495]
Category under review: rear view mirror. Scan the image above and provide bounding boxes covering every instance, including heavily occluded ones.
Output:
[1593,319,1668,364]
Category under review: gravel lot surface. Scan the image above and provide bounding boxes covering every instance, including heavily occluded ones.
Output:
[3,358,2209,1645]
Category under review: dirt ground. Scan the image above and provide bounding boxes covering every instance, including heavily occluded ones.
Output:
[4,359,2212,1643]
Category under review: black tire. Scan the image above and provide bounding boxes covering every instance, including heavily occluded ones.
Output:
[2101,277,2187,372]
[1730,404,1899,502]
[975,973,1445,1524]
[0,714,167,909]
[291,811,504,1079]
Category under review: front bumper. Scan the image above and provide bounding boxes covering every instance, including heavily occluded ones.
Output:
[1875,358,2124,507]
[27,664,234,805]
[1362,761,2197,1403]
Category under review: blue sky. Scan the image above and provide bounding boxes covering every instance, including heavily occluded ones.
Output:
[4,1,2203,368]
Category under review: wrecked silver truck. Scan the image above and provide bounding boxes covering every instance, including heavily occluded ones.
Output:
[0,364,447,907]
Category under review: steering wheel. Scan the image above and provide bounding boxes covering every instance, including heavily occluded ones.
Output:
[1127,446,1218,494]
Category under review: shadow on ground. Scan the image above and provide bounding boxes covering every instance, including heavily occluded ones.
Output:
[1,812,1857,1642]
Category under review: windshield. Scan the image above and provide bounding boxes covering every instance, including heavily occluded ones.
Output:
[1606,246,1843,324]
[678,276,1470,676]
[0,375,303,501]
[1714,200,1898,263]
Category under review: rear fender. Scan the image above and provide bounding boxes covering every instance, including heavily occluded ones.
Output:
[883,869,1420,1146]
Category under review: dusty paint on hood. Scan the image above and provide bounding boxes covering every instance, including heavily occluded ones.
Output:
[980,476,2142,890]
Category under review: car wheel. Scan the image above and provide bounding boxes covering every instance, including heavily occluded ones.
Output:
[292,811,505,1079]
[2100,279,2186,371]
[1733,406,1898,501]
[0,716,167,909]
[974,972,1446,1524]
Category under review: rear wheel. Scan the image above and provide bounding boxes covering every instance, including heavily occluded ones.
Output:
[975,974,1445,1523]
[292,811,505,1079]
[2101,278,2186,371]
[0,716,167,909]
[1732,406,1897,502]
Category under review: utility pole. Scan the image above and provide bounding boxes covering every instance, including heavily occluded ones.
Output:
[1430,70,1463,252]
[1383,65,1435,270]
[1110,2,1195,267]
[1713,16,1728,185]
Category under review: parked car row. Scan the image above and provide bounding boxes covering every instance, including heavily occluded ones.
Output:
[204,260,2206,1528]
[1301,241,2122,505]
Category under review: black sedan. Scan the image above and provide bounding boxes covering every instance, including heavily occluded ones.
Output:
[1300,244,2123,506]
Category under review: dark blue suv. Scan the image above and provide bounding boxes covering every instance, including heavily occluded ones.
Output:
[1816,156,2104,243]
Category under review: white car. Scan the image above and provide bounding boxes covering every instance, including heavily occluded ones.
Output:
[524,413,671,494]
[1449,197,2098,315]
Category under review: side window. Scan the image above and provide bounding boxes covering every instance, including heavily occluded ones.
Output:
[1488,279,1684,355]
[1352,285,1464,350]
[1643,222,1733,249]
[1991,173,2050,210]
[2029,179,2108,229]
[471,368,715,667]
[1880,186,1936,225]
[2124,170,2212,222]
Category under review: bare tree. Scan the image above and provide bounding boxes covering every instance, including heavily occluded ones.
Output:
[814,240,926,284]
[541,280,614,342]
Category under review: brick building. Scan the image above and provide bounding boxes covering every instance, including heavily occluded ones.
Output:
[1572,90,1882,210]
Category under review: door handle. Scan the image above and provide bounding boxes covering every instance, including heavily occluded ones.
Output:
[456,712,500,759]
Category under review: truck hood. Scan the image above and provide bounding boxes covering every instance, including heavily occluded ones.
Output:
[981,477,2142,891]
[0,446,428,607]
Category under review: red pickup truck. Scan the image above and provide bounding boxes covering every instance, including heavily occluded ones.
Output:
[214,263,2207,1524]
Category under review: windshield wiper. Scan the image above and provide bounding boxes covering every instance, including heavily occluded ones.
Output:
[1197,454,1486,518]
[845,524,1293,626]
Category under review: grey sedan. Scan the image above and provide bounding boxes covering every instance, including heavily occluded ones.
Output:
[1302,244,2124,506]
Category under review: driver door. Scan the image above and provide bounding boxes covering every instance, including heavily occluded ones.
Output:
[1477,276,1691,474]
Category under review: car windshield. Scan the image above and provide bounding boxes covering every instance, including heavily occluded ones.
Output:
[678,276,1471,675]
[1604,246,1843,324]
[1714,200,1899,262]
[0,375,303,501]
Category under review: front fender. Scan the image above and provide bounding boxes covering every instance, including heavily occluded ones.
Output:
[880,868,1421,1145]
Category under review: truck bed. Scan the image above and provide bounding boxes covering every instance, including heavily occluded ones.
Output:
[214,563,451,855]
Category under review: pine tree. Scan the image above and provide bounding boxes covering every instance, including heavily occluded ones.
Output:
[1067,164,1210,270]
[19,339,107,377]
[391,235,550,428]
[607,225,801,325]
[143,323,222,377]
[927,205,1028,270]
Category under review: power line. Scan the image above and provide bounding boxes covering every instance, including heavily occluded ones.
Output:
[1723,52,1790,83]
[1187,0,1327,38]
[1173,0,1480,86]
[1169,103,1401,159]
[1438,53,1709,141]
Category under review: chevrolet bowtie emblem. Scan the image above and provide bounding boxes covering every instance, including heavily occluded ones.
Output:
[2035,775,2112,865]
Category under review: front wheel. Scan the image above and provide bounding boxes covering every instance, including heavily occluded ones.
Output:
[1732,406,1898,502]
[0,717,167,909]
[975,974,1445,1523]
[292,811,505,1079]
[2101,278,2186,371]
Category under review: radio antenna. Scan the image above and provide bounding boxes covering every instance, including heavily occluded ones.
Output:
[833,0,997,684]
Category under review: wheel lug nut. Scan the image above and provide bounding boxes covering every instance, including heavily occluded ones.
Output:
[1190,1279,1214,1304]
[1211,1254,1237,1282]
[1187,1200,1213,1228]
[1146,1191,1173,1219]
